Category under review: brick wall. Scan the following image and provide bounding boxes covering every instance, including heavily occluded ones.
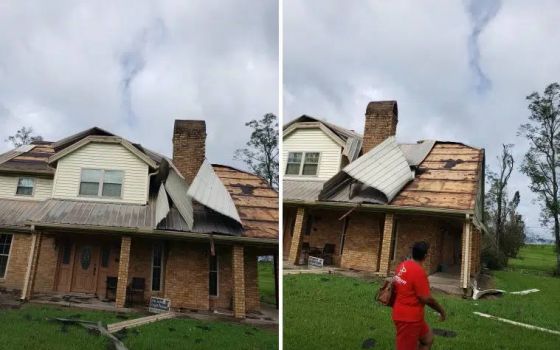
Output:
[172,120,206,185]
[165,241,209,311]
[340,211,383,272]
[128,238,155,302]
[0,233,32,292]
[232,245,245,318]
[362,101,398,153]
[283,207,296,259]
[305,209,345,265]
[32,234,58,293]
[244,247,260,313]
[214,246,233,310]
[379,213,395,275]
[470,227,481,275]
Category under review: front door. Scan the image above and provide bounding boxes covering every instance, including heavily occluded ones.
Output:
[71,243,100,293]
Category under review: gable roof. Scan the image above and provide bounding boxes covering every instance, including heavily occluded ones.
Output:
[48,135,158,169]
[284,115,363,162]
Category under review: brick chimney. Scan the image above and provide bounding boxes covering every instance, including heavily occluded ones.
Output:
[172,120,206,185]
[362,100,398,153]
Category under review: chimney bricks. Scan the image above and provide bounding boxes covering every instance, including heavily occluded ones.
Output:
[362,100,398,153]
[172,120,206,185]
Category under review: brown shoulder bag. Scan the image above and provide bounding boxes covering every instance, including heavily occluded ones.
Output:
[375,277,395,307]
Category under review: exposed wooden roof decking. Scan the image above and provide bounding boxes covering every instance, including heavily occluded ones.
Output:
[213,165,278,239]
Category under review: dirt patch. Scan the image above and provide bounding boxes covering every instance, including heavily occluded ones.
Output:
[362,338,376,348]
[0,291,22,310]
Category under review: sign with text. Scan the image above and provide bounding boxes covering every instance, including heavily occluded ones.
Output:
[308,256,324,268]
[149,297,171,313]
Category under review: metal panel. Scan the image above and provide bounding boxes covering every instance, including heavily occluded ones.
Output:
[343,136,414,201]
[399,140,436,166]
[283,180,324,201]
[164,168,194,230]
[154,183,170,227]
[187,160,241,224]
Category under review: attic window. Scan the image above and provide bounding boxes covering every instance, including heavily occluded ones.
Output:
[16,177,35,196]
[285,152,320,176]
[79,169,124,198]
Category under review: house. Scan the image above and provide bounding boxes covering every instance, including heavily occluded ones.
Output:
[0,120,278,318]
[283,101,485,293]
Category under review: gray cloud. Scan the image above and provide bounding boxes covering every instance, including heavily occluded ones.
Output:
[0,0,278,170]
[285,0,560,239]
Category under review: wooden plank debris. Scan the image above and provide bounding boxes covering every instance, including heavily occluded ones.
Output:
[107,311,176,333]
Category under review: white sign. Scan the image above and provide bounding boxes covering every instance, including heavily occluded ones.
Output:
[308,256,324,268]
[149,297,171,313]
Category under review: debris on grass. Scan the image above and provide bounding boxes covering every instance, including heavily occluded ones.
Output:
[473,312,560,336]
[50,318,128,350]
[472,280,505,300]
[361,338,376,349]
[510,289,540,295]
[433,328,457,338]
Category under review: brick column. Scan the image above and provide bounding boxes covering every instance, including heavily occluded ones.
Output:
[232,245,246,319]
[378,213,395,276]
[21,232,41,300]
[288,207,306,265]
[115,236,131,308]
[460,220,472,289]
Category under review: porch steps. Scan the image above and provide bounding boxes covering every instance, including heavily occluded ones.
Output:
[107,311,176,333]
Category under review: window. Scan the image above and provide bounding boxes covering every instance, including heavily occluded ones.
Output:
[0,234,13,278]
[209,254,218,297]
[151,243,163,291]
[101,246,110,268]
[16,177,34,196]
[285,152,320,176]
[79,169,124,198]
[61,242,72,265]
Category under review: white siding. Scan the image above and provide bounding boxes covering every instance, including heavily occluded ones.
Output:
[0,176,53,201]
[52,143,149,204]
[283,128,343,180]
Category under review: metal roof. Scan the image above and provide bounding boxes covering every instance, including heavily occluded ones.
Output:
[187,160,242,224]
[283,180,324,202]
[342,136,414,201]
[0,199,45,228]
[399,140,436,167]
[164,168,194,230]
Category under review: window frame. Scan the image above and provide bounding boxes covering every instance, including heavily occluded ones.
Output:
[0,234,13,280]
[209,253,219,297]
[151,242,164,292]
[285,151,321,177]
[78,168,124,199]
[15,177,35,197]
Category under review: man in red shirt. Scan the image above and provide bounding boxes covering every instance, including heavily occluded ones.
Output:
[392,241,446,350]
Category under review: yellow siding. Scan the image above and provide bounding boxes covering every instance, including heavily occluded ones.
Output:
[283,128,342,180]
[52,143,149,204]
[0,175,53,201]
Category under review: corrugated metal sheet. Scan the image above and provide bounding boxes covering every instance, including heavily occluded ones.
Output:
[187,161,242,224]
[154,183,170,227]
[0,199,45,228]
[325,181,386,204]
[343,136,414,201]
[343,137,363,162]
[164,168,194,230]
[399,140,436,167]
[283,180,324,202]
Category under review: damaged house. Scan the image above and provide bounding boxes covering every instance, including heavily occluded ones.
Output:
[283,101,485,293]
[0,120,278,318]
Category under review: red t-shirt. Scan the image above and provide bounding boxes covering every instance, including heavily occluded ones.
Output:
[391,259,431,322]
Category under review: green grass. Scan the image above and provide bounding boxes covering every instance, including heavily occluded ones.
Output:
[508,244,557,275]
[259,261,276,305]
[0,304,277,349]
[284,245,560,350]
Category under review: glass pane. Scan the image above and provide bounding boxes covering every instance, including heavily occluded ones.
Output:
[62,242,72,265]
[209,272,218,296]
[104,170,124,184]
[16,186,33,196]
[81,169,102,182]
[0,255,8,278]
[302,164,318,175]
[18,178,34,187]
[285,164,300,175]
[304,152,320,164]
[79,182,99,196]
[287,152,302,163]
[0,234,12,255]
[152,267,161,291]
[80,246,92,270]
[209,255,218,272]
[101,247,110,268]
[153,244,163,268]
[102,183,122,197]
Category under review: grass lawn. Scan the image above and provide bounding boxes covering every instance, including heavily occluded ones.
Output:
[284,244,560,350]
[0,303,277,350]
[259,261,276,305]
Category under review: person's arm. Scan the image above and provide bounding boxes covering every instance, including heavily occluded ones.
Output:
[417,295,446,321]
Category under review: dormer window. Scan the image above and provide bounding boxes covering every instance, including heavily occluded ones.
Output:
[16,177,35,196]
[285,152,320,176]
[79,169,124,198]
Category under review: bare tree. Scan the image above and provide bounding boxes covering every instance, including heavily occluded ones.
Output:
[487,144,514,251]
[235,113,278,189]
[518,82,560,274]
[5,126,43,147]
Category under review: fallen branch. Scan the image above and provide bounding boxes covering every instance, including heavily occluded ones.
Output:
[473,312,560,336]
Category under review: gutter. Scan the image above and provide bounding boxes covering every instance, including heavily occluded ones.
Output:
[283,200,472,217]
[28,222,278,247]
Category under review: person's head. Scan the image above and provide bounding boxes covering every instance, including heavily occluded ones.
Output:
[412,241,429,262]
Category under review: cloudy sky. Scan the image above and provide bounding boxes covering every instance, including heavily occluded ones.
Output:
[0,0,278,169]
[284,0,560,240]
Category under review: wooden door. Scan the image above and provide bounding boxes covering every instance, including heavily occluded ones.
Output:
[56,240,76,292]
[71,243,100,293]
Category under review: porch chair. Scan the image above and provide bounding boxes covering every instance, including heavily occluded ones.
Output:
[105,276,118,301]
[126,277,146,306]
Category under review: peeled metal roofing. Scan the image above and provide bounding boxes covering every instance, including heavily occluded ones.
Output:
[164,168,194,230]
[154,183,170,227]
[187,160,242,224]
[343,136,414,201]
[399,140,436,167]
[283,180,324,202]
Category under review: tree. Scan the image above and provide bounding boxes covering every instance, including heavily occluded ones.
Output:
[502,191,526,258]
[486,144,514,251]
[518,82,560,274]
[235,113,278,189]
[5,126,43,147]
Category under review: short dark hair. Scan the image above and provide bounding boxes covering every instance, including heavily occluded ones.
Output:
[412,241,429,261]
